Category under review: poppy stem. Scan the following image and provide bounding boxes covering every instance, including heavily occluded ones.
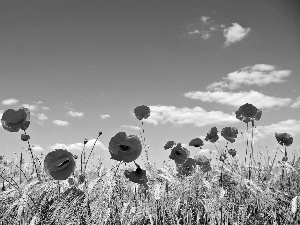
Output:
[84,132,103,175]
[23,130,40,181]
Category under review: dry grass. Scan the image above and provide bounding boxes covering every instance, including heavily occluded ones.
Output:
[1,148,300,225]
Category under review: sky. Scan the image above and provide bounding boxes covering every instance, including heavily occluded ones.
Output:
[0,0,300,173]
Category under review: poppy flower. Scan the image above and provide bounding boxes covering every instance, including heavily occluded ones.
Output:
[44,149,76,180]
[21,134,30,141]
[109,132,142,163]
[176,158,196,176]
[235,103,262,123]
[227,149,236,157]
[169,143,190,164]
[200,164,212,173]
[134,105,150,120]
[84,138,88,145]
[1,107,30,132]
[124,167,148,185]
[164,141,176,150]
[221,127,238,143]
[194,155,210,166]
[275,132,293,147]
[189,138,204,148]
[205,127,219,143]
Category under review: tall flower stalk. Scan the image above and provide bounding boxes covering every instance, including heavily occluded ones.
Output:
[235,103,262,180]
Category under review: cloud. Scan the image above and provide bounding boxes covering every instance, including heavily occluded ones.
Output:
[134,105,239,127]
[291,96,300,108]
[2,98,19,105]
[207,64,291,91]
[21,103,39,111]
[66,110,84,117]
[38,113,48,120]
[223,23,251,47]
[201,16,210,24]
[31,144,45,152]
[53,120,69,126]
[121,125,141,130]
[187,29,200,35]
[184,90,291,109]
[41,106,50,110]
[258,119,300,138]
[184,16,222,40]
[100,114,110,119]
[50,139,107,151]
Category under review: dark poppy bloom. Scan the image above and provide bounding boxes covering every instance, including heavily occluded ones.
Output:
[228,149,236,157]
[275,132,293,147]
[200,164,212,173]
[194,155,210,166]
[169,143,190,164]
[44,149,76,180]
[134,105,150,120]
[189,138,204,148]
[235,103,262,123]
[205,127,219,143]
[1,107,30,132]
[109,132,142,163]
[164,141,176,150]
[84,138,88,145]
[176,158,196,176]
[220,173,238,187]
[124,167,148,185]
[21,134,30,141]
[73,155,78,160]
[221,127,238,143]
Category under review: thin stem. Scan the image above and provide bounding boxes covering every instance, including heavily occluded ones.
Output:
[23,130,40,181]
[84,132,103,175]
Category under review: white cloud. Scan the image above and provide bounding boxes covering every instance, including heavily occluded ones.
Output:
[31,144,45,152]
[53,120,69,126]
[207,64,291,91]
[201,16,210,24]
[291,96,300,108]
[50,139,107,151]
[21,104,39,111]
[184,90,291,109]
[134,105,239,127]
[201,33,211,40]
[41,106,50,110]
[2,98,19,105]
[259,119,300,138]
[121,125,141,130]
[223,23,251,47]
[38,113,48,121]
[100,114,110,119]
[187,29,200,35]
[67,111,84,117]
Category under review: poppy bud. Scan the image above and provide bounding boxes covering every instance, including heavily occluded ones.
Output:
[68,177,74,186]
[21,134,30,141]
[78,174,85,184]
[1,181,5,192]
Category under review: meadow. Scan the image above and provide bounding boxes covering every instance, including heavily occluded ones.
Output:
[0,104,299,225]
